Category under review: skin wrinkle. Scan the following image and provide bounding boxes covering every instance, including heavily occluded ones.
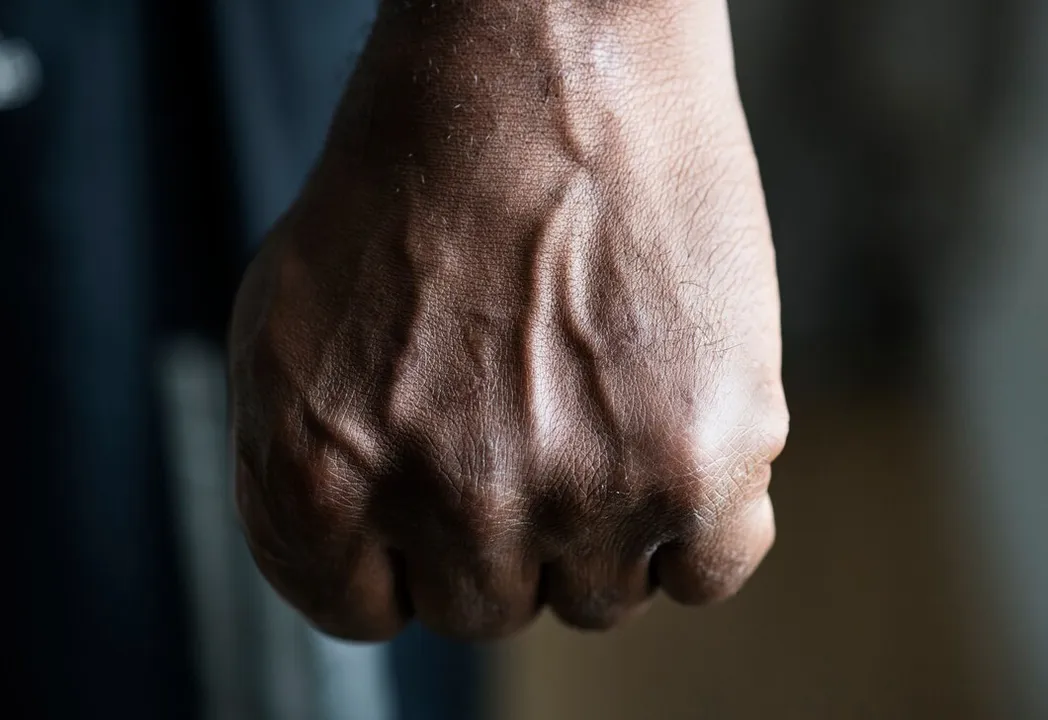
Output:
[231,0,788,639]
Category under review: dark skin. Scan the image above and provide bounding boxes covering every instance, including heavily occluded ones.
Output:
[230,0,788,641]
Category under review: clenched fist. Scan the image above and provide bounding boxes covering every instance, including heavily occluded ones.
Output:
[230,0,788,641]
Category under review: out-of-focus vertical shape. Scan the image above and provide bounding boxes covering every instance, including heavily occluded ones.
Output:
[939,0,1048,715]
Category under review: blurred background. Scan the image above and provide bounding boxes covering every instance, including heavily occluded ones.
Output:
[2,0,1045,718]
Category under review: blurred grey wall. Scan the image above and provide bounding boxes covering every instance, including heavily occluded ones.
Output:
[731,0,1045,716]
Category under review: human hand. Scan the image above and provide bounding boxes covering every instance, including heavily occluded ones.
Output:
[230,0,788,641]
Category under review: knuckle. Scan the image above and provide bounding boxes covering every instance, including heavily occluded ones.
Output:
[410,557,532,640]
[686,371,789,466]
[661,546,754,606]
[756,396,790,462]
[430,592,518,639]
[679,406,786,509]
[698,513,773,600]
[658,495,773,605]
[551,588,629,631]
[695,557,755,603]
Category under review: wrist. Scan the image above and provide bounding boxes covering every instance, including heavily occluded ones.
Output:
[363,0,736,93]
[327,0,744,200]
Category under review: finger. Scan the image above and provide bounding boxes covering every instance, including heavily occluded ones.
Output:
[528,471,661,631]
[405,543,541,640]
[305,541,412,642]
[654,492,776,605]
[375,444,541,640]
[543,546,656,630]
[236,459,409,641]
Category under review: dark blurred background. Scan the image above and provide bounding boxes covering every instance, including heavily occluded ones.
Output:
[2,1,1045,718]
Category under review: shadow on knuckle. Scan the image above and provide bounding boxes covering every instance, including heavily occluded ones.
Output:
[553,589,626,631]
[437,591,516,640]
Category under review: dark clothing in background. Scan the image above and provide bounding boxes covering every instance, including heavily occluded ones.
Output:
[1,1,479,718]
